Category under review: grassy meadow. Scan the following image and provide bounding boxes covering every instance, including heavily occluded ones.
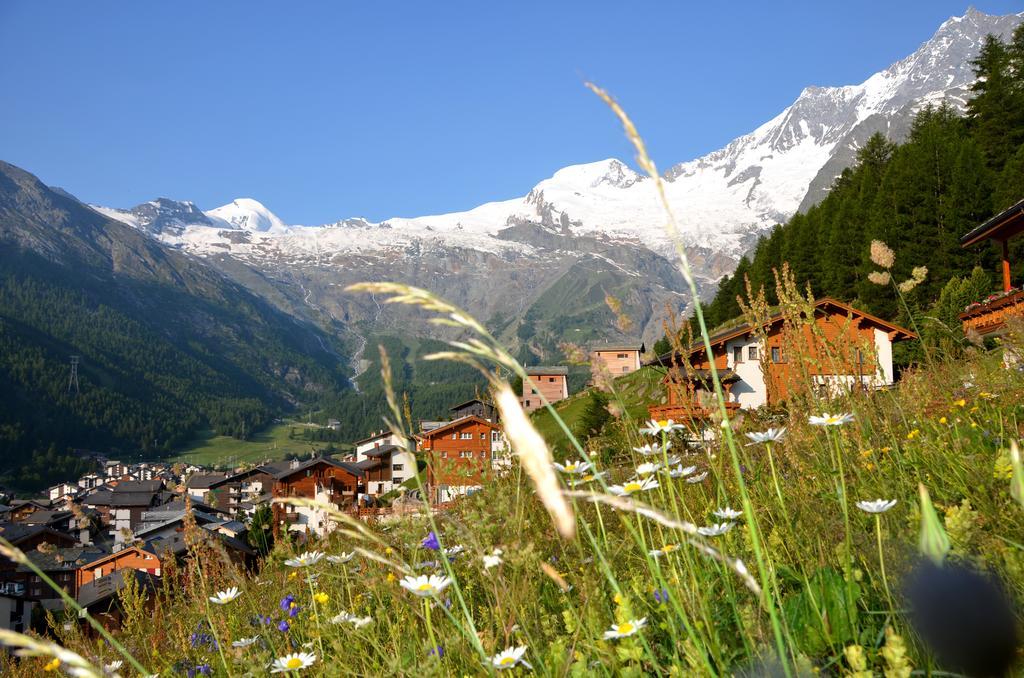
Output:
[167,421,339,468]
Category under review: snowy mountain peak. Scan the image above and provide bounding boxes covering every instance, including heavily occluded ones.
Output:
[206,198,287,233]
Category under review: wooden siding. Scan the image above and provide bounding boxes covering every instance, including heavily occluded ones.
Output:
[421,419,499,496]
[522,374,568,412]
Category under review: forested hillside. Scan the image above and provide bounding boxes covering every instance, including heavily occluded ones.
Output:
[693,27,1024,350]
[0,162,352,491]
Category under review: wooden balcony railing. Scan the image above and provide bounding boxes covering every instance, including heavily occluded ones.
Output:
[648,401,741,425]
[959,289,1024,336]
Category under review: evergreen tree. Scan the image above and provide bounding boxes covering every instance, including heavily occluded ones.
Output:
[994,143,1024,212]
[967,34,1017,169]
[576,390,611,442]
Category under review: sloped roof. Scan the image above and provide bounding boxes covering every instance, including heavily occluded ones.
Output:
[524,366,568,376]
[418,415,500,439]
[961,198,1024,246]
[0,522,77,546]
[364,444,405,458]
[273,457,365,480]
[186,473,227,489]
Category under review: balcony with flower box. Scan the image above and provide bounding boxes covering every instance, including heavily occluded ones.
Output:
[960,288,1024,336]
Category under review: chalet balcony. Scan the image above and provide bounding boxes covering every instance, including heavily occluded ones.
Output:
[648,401,741,425]
[960,288,1024,336]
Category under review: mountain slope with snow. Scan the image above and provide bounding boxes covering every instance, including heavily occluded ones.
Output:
[90,8,1022,363]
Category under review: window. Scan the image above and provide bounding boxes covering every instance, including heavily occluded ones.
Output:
[617,353,628,359]
[460,432,473,440]
[733,347,742,364]
[748,346,758,360]
[480,432,486,440]
[392,464,404,471]
[481,451,487,459]
[531,388,537,395]
[524,400,531,407]
[548,377,555,383]
[622,366,629,372]
[491,431,499,442]
[771,347,781,363]
[452,433,457,440]
[441,451,448,459]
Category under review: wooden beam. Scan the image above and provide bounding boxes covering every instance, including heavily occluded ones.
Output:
[1003,238,1012,293]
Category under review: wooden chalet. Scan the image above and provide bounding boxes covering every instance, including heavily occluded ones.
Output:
[419,416,507,504]
[590,344,645,375]
[648,298,915,426]
[521,366,569,413]
[960,198,1024,336]
[271,457,365,536]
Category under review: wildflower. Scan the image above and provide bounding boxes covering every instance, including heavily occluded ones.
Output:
[870,240,895,269]
[428,646,444,658]
[653,588,669,603]
[189,665,212,677]
[491,645,530,671]
[553,460,593,475]
[809,412,854,426]
[284,551,324,568]
[104,660,124,673]
[399,574,452,597]
[231,637,259,649]
[648,543,680,558]
[208,587,241,605]
[280,594,296,611]
[384,547,394,555]
[686,472,709,483]
[443,545,465,558]
[856,499,897,514]
[609,477,660,496]
[868,270,892,285]
[640,419,682,436]
[421,531,440,550]
[634,462,662,476]
[713,506,743,520]
[386,572,396,583]
[43,658,60,672]
[697,522,735,537]
[938,416,947,425]
[350,615,372,628]
[953,398,966,408]
[906,429,920,440]
[270,652,317,673]
[745,427,786,444]
[570,470,607,486]
[288,572,298,580]
[313,592,329,605]
[483,552,503,570]
[603,617,647,639]
[633,442,668,456]
[667,464,696,478]
[277,620,290,633]
[327,552,355,564]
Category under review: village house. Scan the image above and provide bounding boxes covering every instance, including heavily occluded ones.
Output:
[959,198,1024,337]
[521,366,570,413]
[76,545,162,589]
[352,430,418,497]
[271,457,366,537]
[203,466,278,516]
[107,480,169,539]
[648,298,915,427]
[77,473,104,491]
[590,344,645,375]
[185,473,228,504]
[47,482,80,504]
[448,398,499,422]
[420,416,508,504]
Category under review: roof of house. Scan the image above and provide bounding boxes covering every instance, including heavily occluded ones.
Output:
[524,366,569,376]
[113,480,163,494]
[17,545,112,573]
[448,398,494,411]
[18,510,72,526]
[363,444,405,458]
[352,430,395,446]
[0,522,77,546]
[591,344,644,352]
[418,415,501,439]
[81,489,113,506]
[960,198,1024,247]
[273,456,366,481]
[208,466,276,488]
[649,298,916,367]
[186,473,228,489]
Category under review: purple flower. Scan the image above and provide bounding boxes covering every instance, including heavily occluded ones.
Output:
[428,645,444,658]
[421,531,440,550]
[653,588,669,604]
[280,594,296,611]
[277,620,290,633]
[187,664,213,677]
[288,604,301,618]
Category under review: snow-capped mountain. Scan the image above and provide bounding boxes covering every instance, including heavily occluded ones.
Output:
[91,8,1022,366]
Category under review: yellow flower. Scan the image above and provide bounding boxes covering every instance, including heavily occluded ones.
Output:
[938,416,947,425]
[384,547,394,555]
[43,658,60,672]
[953,398,966,408]
[863,462,875,472]
[906,429,920,440]
[860,449,873,458]
[970,422,979,429]
[880,446,892,454]
[288,572,298,580]
[313,592,329,605]
[970,406,979,413]
[386,572,396,583]
[613,592,622,605]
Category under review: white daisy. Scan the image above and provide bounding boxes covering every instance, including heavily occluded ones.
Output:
[483,552,503,570]
[327,552,355,564]
[284,551,325,568]
[349,615,373,628]
[491,645,530,670]
[667,464,697,478]
[685,471,709,483]
[569,470,607,487]
[399,574,452,597]
[648,543,680,558]
[856,499,897,514]
[553,459,593,475]
[104,660,124,673]
[634,462,662,476]
[713,506,743,520]
[808,413,854,427]
[330,611,355,624]
[232,636,259,648]
[633,442,668,456]
[270,652,317,673]
[745,427,787,445]
[640,419,683,436]
[697,522,735,537]
[208,586,241,605]
[608,476,660,496]
[603,617,647,639]
[443,545,465,557]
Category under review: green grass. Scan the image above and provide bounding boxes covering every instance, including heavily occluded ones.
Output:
[165,421,342,467]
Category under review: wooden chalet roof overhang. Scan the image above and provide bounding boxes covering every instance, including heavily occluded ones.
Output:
[648,298,916,368]
[273,457,366,482]
[960,198,1024,293]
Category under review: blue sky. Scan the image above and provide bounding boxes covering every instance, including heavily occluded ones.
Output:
[1,1,1021,224]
